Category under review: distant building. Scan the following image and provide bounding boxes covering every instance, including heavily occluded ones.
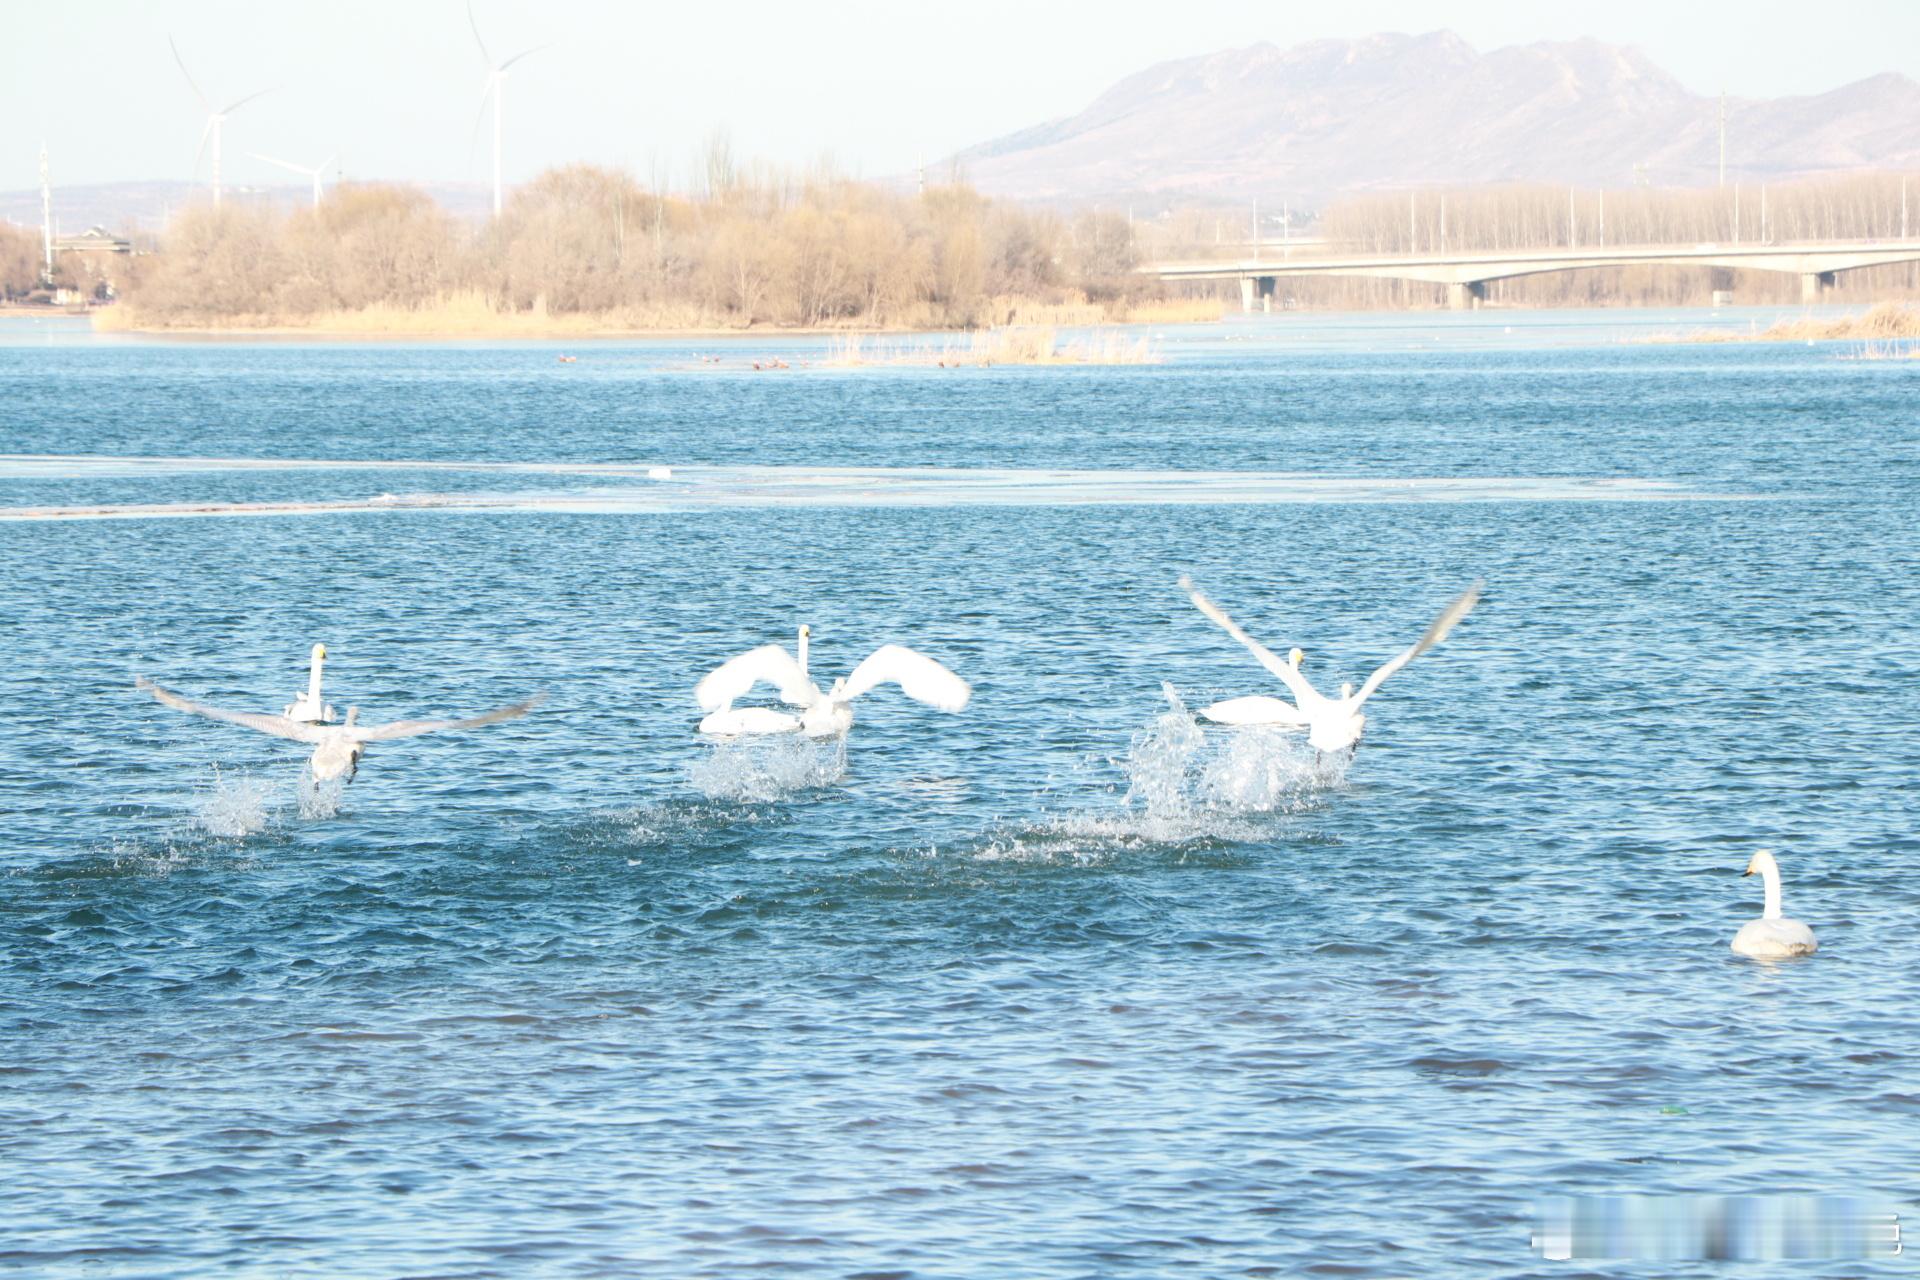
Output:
[52,226,133,255]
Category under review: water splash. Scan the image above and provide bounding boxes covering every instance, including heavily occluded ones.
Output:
[298,769,346,820]
[688,733,847,802]
[192,766,277,838]
[931,688,1339,865]
[1125,684,1334,819]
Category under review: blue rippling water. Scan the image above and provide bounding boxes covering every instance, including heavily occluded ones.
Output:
[2,311,1917,1277]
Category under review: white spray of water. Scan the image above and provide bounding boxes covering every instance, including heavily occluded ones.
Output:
[192,765,277,838]
[298,769,346,820]
[936,687,1344,865]
[688,733,848,802]
[1122,684,1337,827]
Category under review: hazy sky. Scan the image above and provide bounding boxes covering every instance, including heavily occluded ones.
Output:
[6,0,1917,193]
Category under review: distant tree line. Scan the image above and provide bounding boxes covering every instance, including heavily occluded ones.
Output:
[16,167,1916,321]
[94,163,1148,329]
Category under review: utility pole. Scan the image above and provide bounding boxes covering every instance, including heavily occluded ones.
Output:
[1718,90,1727,189]
[39,143,54,286]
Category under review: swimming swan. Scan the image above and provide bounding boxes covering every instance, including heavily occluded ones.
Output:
[1178,576,1481,752]
[1731,849,1819,958]
[283,643,335,724]
[138,677,541,781]
[695,624,970,739]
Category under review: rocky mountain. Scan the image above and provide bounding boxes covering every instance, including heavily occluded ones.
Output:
[951,31,1920,204]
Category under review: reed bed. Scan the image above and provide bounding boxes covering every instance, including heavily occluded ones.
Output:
[1843,338,1920,361]
[93,291,1212,339]
[1645,302,1920,346]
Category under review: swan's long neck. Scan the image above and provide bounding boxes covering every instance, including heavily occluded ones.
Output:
[1760,862,1783,920]
[797,628,809,680]
[307,649,325,703]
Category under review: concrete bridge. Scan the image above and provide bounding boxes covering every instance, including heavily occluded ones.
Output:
[1147,240,1920,310]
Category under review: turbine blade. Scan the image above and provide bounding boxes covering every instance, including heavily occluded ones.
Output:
[248,151,306,175]
[498,43,549,71]
[220,86,276,115]
[466,0,492,66]
[191,117,214,184]
[169,34,213,111]
[468,84,495,173]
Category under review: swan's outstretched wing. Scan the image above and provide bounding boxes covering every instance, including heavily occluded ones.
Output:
[1178,576,1320,707]
[1350,582,1482,708]
[137,677,329,743]
[842,645,971,711]
[694,644,812,712]
[353,694,544,742]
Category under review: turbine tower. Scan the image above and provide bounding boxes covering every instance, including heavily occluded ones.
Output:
[250,152,338,209]
[170,36,272,207]
[467,2,546,217]
[39,142,54,287]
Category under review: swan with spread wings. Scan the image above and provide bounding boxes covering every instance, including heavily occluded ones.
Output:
[1178,577,1481,753]
[695,624,970,739]
[138,676,542,781]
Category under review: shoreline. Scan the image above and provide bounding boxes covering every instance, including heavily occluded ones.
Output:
[10,298,1907,343]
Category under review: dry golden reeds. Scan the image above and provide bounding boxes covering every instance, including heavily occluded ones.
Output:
[1645,302,1920,346]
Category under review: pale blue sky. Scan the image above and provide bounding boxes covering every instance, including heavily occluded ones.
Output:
[5,0,1916,192]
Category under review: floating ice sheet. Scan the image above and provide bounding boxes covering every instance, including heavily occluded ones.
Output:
[0,454,1736,520]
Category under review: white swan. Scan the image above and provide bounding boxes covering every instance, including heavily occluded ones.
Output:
[283,643,335,724]
[695,624,970,739]
[1178,576,1481,752]
[138,677,542,781]
[1731,849,1819,958]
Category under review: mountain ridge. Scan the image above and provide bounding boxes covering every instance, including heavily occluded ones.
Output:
[949,30,1920,205]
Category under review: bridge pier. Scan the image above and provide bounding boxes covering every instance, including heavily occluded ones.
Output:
[1446,281,1486,311]
[1240,276,1278,313]
[1801,271,1837,304]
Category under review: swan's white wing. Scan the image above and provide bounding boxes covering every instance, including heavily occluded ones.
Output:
[1350,581,1481,708]
[694,644,812,712]
[353,694,544,742]
[137,677,329,743]
[841,645,971,711]
[1178,576,1322,707]
[1199,695,1310,727]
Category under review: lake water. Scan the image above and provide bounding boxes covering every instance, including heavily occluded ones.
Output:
[3,310,1917,1277]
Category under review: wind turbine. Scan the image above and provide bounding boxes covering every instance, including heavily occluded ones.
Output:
[467,2,547,217]
[170,36,272,207]
[250,152,338,209]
